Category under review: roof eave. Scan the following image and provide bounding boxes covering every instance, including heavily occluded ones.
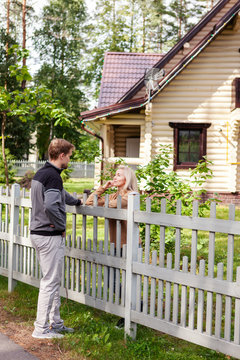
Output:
[80,97,147,122]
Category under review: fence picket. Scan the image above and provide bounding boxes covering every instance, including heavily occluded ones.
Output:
[103,195,109,302]
[121,244,126,307]
[225,204,235,341]
[197,259,205,332]
[173,200,181,324]
[206,202,216,336]
[143,198,151,315]
[76,236,81,292]
[150,251,157,317]
[165,253,172,322]
[115,196,122,305]
[234,267,240,344]
[181,256,188,327]
[215,262,223,338]
[92,196,98,299]
[87,239,92,296]
[136,247,143,312]
[157,198,166,319]
[189,200,199,330]
[97,241,103,299]
[109,243,115,303]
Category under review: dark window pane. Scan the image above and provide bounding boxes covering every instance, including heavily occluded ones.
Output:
[178,129,201,163]
[179,152,189,162]
[191,152,200,162]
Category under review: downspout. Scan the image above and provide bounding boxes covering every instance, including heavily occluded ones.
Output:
[80,121,104,184]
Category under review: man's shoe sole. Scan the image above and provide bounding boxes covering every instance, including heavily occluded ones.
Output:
[32,332,64,339]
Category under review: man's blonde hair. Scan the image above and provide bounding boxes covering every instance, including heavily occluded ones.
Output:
[117,165,138,192]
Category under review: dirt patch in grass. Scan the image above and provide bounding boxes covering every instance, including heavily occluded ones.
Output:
[0,299,68,360]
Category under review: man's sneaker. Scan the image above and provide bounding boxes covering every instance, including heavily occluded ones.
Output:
[32,329,64,339]
[51,325,74,333]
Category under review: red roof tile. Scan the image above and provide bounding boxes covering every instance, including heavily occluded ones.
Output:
[98,52,163,107]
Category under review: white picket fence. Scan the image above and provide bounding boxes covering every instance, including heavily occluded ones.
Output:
[0,184,240,358]
[9,160,95,178]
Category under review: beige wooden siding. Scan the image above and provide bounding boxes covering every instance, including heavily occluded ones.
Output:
[236,131,240,190]
[114,125,140,157]
[133,0,237,100]
[151,24,240,192]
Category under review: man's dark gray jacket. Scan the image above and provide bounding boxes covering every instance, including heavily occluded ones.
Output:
[30,161,81,236]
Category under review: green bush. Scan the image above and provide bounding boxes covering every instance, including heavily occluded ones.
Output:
[136,144,219,253]
[0,148,16,184]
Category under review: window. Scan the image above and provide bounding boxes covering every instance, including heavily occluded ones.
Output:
[232,78,240,109]
[169,122,211,170]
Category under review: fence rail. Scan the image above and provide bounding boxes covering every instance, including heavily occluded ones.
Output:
[0,184,240,358]
[9,160,94,178]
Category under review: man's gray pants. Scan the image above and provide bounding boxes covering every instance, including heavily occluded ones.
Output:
[31,234,65,334]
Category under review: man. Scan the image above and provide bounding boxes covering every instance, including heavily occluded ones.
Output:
[30,138,81,339]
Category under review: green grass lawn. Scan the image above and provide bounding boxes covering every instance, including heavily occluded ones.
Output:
[63,178,94,194]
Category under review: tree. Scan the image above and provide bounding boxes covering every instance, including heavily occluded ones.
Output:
[0,45,74,184]
[33,0,97,157]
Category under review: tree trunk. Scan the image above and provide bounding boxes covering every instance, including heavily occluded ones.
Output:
[142,14,145,52]
[178,0,183,40]
[22,0,26,89]
[130,0,135,52]
[1,113,9,186]
[3,0,11,186]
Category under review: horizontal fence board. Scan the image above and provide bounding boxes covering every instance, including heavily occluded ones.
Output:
[131,312,240,360]
[13,271,40,288]
[59,288,125,318]
[0,196,11,205]
[65,247,126,269]
[67,205,128,221]
[15,198,31,207]
[14,236,32,247]
[132,262,240,298]
[134,211,240,235]
[0,268,8,277]
[0,232,10,241]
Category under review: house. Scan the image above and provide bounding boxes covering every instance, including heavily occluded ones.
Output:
[81,0,240,203]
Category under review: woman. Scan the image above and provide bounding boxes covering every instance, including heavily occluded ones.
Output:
[85,165,138,247]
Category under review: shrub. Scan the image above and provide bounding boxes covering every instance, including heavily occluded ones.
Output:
[136,144,218,252]
[17,170,35,189]
[0,148,16,184]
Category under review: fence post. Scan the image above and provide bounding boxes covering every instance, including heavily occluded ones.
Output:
[124,192,140,340]
[8,183,20,292]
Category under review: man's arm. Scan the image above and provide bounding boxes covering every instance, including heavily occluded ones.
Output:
[64,189,82,206]
[44,189,66,230]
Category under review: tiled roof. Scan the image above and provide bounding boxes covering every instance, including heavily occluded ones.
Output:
[98,52,163,107]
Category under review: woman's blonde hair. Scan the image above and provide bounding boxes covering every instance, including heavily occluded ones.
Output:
[117,165,138,192]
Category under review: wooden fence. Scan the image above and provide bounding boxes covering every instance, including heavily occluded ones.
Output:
[9,160,95,178]
[0,184,240,358]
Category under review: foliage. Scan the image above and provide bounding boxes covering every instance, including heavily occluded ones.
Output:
[136,144,218,252]
[60,167,73,183]
[0,147,16,183]
[71,135,100,163]
[17,170,35,189]
[33,0,92,157]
